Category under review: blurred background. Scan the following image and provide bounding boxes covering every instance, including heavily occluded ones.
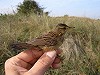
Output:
[0,0,100,19]
[0,0,100,75]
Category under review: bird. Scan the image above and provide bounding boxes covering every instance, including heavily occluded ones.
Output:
[11,23,75,52]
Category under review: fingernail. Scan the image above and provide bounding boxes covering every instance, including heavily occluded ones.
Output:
[46,51,56,59]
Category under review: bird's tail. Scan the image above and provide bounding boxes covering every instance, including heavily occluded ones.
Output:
[10,43,34,50]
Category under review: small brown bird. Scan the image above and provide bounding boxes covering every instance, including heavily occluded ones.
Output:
[11,23,75,52]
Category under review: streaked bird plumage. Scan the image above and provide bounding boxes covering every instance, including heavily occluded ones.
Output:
[11,23,75,52]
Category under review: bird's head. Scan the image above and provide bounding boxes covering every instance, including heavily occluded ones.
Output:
[56,23,75,35]
[56,23,75,29]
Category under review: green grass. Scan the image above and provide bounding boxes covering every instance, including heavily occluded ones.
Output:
[0,14,100,75]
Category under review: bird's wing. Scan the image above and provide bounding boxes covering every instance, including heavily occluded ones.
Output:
[27,32,58,46]
[11,43,34,50]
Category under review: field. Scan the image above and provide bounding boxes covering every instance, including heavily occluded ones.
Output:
[0,14,100,75]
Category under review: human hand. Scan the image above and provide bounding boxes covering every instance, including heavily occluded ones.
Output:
[5,47,62,75]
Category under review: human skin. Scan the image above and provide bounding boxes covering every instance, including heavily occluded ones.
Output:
[5,47,62,75]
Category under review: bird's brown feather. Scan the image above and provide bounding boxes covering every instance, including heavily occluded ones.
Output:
[11,23,74,51]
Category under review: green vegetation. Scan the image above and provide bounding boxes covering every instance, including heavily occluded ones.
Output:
[17,0,44,15]
[0,13,100,75]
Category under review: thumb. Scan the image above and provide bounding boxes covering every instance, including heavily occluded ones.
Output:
[27,51,56,75]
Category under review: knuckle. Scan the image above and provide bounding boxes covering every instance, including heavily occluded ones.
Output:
[5,59,11,65]
[38,58,50,66]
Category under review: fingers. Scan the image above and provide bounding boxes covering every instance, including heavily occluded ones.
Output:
[52,57,61,69]
[29,49,63,65]
[56,49,63,54]
[53,57,61,64]
[13,47,62,66]
[27,51,56,75]
[51,49,62,69]
[16,47,43,63]
[52,63,60,69]
[12,48,62,70]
